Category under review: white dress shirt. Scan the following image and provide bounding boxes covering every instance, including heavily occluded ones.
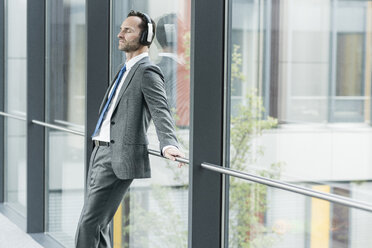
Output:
[92,52,176,154]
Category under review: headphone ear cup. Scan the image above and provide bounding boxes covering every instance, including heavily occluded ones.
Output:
[140,30,145,45]
[140,30,150,45]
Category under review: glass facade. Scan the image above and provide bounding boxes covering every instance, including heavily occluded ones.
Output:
[227,0,372,247]
[110,1,191,247]
[1,0,372,247]
[3,0,27,216]
[44,0,86,246]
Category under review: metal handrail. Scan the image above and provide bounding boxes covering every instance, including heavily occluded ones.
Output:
[32,120,85,136]
[54,119,85,131]
[201,162,372,213]
[10,114,372,212]
[0,111,27,121]
[148,148,190,164]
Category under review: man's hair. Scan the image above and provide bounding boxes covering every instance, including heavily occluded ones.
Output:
[156,13,177,49]
[127,10,156,47]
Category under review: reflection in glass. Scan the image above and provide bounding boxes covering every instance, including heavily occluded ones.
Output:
[156,13,178,112]
[111,1,190,247]
[4,0,27,216]
[227,0,372,247]
[45,1,86,247]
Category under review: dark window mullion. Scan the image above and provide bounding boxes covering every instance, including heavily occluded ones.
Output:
[0,0,5,203]
[27,0,46,233]
[189,0,225,247]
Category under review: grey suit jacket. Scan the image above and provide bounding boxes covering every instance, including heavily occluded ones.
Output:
[97,56,179,179]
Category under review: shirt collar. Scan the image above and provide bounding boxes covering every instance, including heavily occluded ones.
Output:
[126,52,149,70]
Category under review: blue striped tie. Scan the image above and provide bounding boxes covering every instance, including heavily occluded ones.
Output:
[92,64,127,137]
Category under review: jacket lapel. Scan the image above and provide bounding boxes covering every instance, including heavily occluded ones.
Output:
[112,57,147,113]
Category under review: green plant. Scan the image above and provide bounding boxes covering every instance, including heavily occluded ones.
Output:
[228,45,284,247]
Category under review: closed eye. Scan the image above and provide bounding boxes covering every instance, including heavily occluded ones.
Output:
[120,27,134,33]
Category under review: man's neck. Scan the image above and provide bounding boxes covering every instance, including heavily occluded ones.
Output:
[125,46,148,62]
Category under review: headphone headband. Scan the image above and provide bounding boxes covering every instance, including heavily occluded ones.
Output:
[140,12,153,45]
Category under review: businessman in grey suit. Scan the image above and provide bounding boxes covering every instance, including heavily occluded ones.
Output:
[75,10,184,248]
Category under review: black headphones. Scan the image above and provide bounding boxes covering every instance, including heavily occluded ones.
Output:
[139,12,154,46]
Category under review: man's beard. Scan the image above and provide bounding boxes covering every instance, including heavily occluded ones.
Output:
[119,39,141,52]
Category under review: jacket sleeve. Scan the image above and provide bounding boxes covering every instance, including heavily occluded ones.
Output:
[141,65,179,155]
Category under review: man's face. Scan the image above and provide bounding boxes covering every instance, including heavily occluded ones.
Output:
[117,16,143,52]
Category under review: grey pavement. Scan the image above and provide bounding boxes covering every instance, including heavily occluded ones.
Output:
[0,212,43,248]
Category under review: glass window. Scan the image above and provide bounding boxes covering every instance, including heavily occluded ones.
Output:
[4,0,27,217]
[110,1,191,247]
[45,0,86,130]
[45,0,86,246]
[331,0,367,122]
[226,0,372,247]
[46,132,85,247]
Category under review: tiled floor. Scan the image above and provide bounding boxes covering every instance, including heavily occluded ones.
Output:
[0,212,43,248]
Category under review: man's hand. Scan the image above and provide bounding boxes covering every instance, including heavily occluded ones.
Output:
[163,147,186,168]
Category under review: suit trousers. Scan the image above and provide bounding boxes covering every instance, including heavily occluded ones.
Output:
[75,145,133,248]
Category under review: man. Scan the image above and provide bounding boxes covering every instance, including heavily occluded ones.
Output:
[75,10,185,248]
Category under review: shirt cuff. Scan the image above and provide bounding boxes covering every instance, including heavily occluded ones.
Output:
[162,145,178,155]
